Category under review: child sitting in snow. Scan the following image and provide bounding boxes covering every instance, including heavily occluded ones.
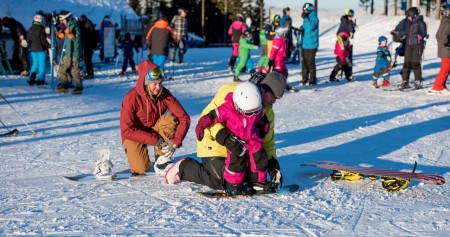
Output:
[194,82,273,195]
[330,31,354,82]
[372,36,392,88]
[234,31,256,81]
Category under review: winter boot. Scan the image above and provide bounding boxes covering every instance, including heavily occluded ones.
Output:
[19,70,30,77]
[263,66,269,74]
[233,76,241,82]
[252,182,276,194]
[119,71,126,77]
[94,149,116,180]
[71,89,83,95]
[165,158,186,184]
[27,73,37,86]
[56,87,69,93]
[224,181,254,196]
[36,80,48,86]
[382,79,390,87]
[131,69,137,76]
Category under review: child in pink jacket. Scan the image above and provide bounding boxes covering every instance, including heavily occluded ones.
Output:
[269,26,289,78]
[195,82,271,195]
[330,31,354,82]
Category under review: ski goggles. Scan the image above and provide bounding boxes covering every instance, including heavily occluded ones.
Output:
[144,67,165,85]
[240,105,262,117]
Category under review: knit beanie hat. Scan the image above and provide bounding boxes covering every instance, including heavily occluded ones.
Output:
[260,72,286,99]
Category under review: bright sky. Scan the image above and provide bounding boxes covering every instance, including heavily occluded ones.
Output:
[264,0,377,11]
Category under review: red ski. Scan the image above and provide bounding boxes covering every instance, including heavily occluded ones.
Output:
[301,161,445,192]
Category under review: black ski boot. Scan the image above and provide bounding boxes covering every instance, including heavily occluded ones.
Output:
[27,73,37,86]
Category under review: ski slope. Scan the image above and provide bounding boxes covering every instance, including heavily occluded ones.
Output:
[1,11,450,236]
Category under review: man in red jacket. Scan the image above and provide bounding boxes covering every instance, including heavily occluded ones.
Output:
[120,60,190,175]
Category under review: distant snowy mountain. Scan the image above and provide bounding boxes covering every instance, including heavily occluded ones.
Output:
[0,0,138,29]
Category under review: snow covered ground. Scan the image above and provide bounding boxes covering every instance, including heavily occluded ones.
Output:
[1,11,450,236]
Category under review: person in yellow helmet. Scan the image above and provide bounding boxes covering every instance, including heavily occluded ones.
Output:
[336,9,357,77]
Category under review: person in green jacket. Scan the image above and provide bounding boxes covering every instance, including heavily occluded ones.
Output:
[234,31,256,81]
[56,11,83,95]
[257,30,269,73]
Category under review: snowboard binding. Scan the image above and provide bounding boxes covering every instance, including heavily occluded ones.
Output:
[330,170,362,181]
[381,178,410,192]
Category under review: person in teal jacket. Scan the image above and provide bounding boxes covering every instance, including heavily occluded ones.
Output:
[257,30,269,73]
[234,31,255,81]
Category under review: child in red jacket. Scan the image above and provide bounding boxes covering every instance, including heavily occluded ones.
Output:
[330,31,354,82]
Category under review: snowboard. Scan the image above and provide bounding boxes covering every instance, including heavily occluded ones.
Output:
[198,184,300,198]
[301,161,445,192]
[62,171,156,182]
[0,128,19,137]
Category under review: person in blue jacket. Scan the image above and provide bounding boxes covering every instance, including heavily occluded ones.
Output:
[300,3,319,86]
[372,36,392,88]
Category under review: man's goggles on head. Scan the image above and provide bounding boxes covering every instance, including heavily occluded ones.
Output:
[144,67,165,85]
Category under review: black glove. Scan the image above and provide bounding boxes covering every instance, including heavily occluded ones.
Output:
[215,128,247,158]
[268,158,283,189]
[268,60,274,72]
[301,12,308,19]
[299,26,304,35]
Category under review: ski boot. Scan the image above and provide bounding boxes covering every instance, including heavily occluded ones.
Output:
[372,81,379,88]
[398,81,411,90]
[413,81,423,90]
[330,170,362,181]
[347,76,356,82]
[27,73,37,86]
[381,177,410,192]
[382,79,390,87]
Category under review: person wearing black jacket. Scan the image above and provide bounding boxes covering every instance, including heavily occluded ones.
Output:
[391,7,427,89]
[2,16,30,76]
[79,15,97,79]
[26,14,51,85]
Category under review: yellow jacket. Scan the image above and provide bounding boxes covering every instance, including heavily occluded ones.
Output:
[196,82,277,160]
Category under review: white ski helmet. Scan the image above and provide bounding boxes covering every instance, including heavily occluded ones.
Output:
[233,82,262,115]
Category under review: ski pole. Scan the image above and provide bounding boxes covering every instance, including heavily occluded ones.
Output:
[0,94,37,136]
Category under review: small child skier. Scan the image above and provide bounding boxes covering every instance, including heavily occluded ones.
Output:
[257,30,269,73]
[234,31,256,81]
[195,82,273,195]
[119,33,139,77]
[330,31,354,82]
[372,36,392,88]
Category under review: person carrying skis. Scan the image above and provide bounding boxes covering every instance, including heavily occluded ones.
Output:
[372,36,392,88]
[300,2,319,86]
[119,33,139,77]
[26,14,51,86]
[233,31,256,81]
[170,8,188,64]
[330,31,354,82]
[165,72,286,195]
[120,60,190,175]
[430,5,450,94]
[56,11,83,95]
[391,7,427,89]
[227,14,246,72]
[145,12,177,72]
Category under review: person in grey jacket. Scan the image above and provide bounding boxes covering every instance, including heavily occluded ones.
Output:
[430,6,450,94]
[391,7,427,89]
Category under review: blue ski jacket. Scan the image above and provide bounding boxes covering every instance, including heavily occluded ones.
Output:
[374,46,391,71]
[300,11,319,50]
